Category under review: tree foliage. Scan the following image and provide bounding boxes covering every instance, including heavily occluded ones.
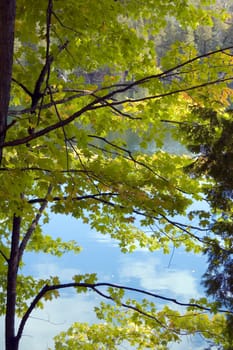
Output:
[1,0,233,349]
[180,106,233,345]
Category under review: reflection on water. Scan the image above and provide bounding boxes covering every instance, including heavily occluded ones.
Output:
[17,131,207,350]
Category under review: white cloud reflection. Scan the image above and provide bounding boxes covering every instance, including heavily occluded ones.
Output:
[19,294,98,350]
[0,214,206,350]
[119,257,200,299]
[0,293,98,350]
[33,262,81,282]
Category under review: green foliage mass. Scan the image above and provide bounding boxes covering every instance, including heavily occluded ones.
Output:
[1,0,233,349]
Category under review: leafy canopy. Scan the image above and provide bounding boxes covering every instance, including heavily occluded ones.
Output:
[2,0,233,349]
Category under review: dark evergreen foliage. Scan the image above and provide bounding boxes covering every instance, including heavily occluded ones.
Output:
[180,107,233,344]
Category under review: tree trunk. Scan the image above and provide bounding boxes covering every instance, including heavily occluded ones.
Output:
[1,2,17,347]
[5,215,21,350]
[0,0,16,164]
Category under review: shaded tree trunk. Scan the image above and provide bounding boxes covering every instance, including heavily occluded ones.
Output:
[0,0,16,164]
[5,215,21,350]
[1,2,17,348]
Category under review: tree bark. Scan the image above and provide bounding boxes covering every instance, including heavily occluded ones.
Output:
[0,0,16,164]
[5,215,21,350]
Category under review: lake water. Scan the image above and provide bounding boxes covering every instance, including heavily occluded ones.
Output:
[11,210,208,350]
[0,133,210,350]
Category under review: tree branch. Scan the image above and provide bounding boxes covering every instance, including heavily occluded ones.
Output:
[0,249,9,262]
[91,285,167,330]
[51,9,82,36]
[31,0,53,110]
[0,166,93,174]
[91,286,222,338]
[87,134,189,195]
[104,76,233,107]
[9,92,92,116]
[27,192,118,204]
[27,191,208,238]
[16,281,232,342]
[103,45,233,94]
[3,75,233,149]
[18,185,52,263]
[11,78,33,97]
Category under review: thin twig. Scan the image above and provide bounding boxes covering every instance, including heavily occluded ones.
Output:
[0,249,9,262]
[47,86,70,169]
[11,78,32,97]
